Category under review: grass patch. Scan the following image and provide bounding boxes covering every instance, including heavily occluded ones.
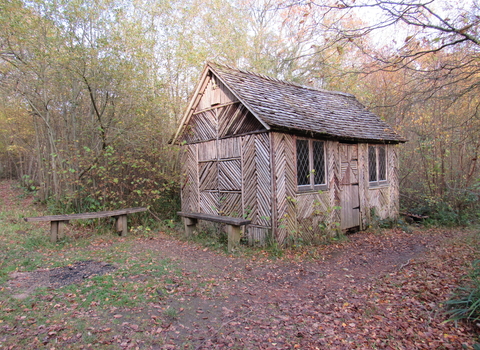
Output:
[444,226,480,324]
[163,306,178,320]
[446,258,480,323]
[0,183,187,349]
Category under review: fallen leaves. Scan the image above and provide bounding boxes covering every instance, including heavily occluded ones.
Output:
[1,182,479,349]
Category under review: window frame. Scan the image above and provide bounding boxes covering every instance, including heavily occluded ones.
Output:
[368,144,388,187]
[296,137,327,192]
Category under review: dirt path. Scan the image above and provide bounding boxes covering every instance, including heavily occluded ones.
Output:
[129,228,475,349]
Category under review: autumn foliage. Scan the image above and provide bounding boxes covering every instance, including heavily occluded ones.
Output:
[0,0,478,223]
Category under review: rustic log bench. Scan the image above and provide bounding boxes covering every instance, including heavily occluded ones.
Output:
[25,207,148,243]
[177,211,251,252]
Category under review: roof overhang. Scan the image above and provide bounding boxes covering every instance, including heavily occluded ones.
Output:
[170,65,211,144]
[270,125,407,144]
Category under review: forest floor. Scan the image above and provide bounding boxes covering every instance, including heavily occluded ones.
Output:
[0,180,479,349]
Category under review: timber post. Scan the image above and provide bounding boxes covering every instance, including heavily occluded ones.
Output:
[115,215,128,236]
[183,217,198,237]
[50,221,59,243]
[227,224,241,252]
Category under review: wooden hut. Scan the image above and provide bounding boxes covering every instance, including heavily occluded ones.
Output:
[172,63,406,246]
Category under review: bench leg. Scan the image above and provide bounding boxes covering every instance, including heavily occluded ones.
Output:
[50,221,58,243]
[58,220,67,240]
[227,225,241,252]
[50,220,68,243]
[183,217,198,237]
[115,215,128,236]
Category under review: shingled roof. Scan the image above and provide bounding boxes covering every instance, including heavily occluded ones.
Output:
[175,62,406,143]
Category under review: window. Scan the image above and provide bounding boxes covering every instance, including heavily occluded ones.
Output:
[296,138,326,190]
[369,145,387,186]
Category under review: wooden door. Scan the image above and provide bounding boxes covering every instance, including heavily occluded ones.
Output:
[339,144,360,230]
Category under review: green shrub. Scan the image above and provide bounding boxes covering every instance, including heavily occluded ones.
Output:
[401,188,479,227]
[445,259,480,323]
[35,144,181,227]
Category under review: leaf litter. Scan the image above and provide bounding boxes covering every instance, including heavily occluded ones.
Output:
[118,227,479,349]
[1,180,479,349]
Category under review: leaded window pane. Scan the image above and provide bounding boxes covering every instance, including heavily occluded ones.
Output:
[378,146,386,181]
[368,146,377,182]
[296,140,309,186]
[313,141,325,185]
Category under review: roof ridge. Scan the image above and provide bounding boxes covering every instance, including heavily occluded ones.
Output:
[208,61,355,99]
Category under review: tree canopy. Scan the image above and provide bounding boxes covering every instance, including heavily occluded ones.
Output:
[0,0,478,223]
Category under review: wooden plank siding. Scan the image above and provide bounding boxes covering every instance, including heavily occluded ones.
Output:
[198,140,217,161]
[272,132,297,245]
[329,141,342,231]
[218,104,264,137]
[389,145,400,219]
[365,145,398,222]
[182,109,217,143]
[358,143,369,230]
[241,133,272,244]
[296,191,331,243]
[195,75,238,112]
[180,144,199,213]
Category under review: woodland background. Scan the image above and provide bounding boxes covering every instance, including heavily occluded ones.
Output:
[0,0,478,225]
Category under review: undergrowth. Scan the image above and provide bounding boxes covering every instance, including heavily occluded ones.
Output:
[402,193,479,227]
[446,258,480,323]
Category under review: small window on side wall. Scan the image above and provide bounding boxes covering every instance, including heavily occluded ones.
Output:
[369,145,387,186]
[296,138,326,191]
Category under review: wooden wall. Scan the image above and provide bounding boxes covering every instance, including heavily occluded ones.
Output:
[180,143,199,213]
[242,133,272,245]
[272,136,341,245]
[180,74,273,243]
[365,144,399,221]
[269,137,400,245]
[181,131,400,246]
[180,133,274,243]
[358,143,369,229]
[271,132,297,245]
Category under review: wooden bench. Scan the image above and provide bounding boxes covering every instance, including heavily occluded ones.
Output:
[25,207,148,243]
[177,211,251,252]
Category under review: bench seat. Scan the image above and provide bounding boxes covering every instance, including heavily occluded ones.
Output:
[25,207,147,242]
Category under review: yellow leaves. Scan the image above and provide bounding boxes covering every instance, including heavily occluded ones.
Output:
[6,145,27,154]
